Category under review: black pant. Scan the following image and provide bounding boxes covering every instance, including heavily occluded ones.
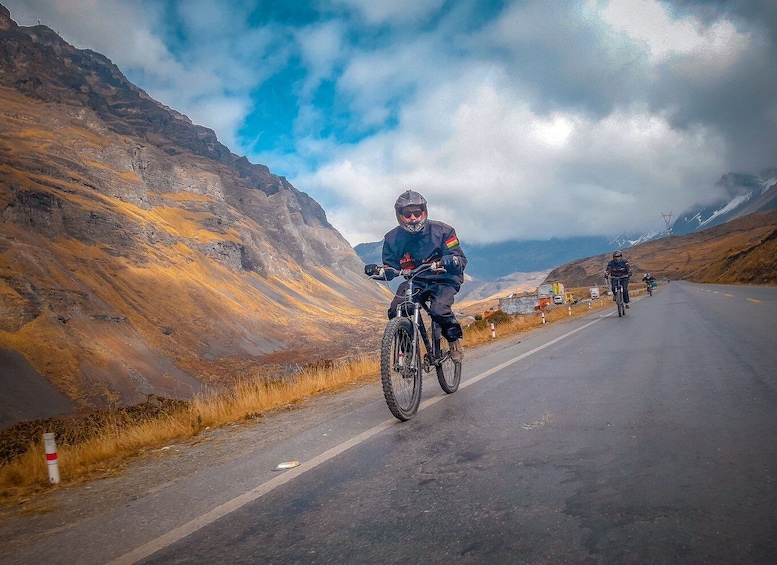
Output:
[388,282,463,341]
[610,277,630,303]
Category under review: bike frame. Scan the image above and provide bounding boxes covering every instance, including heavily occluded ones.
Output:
[609,274,629,294]
[394,266,437,371]
[370,261,461,420]
[609,274,628,316]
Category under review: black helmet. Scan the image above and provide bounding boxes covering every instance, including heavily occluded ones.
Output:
[613,250,623,259]
[394,190,428,233]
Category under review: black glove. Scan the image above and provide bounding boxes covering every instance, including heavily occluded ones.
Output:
[364,264,381,276]
[439,255,460,272]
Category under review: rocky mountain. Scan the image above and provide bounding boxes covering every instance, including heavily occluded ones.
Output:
[0,5,390,426]
[356,236,617,285]
[357,170,777,288]
[672,169,777,236]
[543,208,777,288]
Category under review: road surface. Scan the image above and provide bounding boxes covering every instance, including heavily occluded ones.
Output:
[1,281,776,564]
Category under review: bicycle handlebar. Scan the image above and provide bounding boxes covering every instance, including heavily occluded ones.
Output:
[369,261,445,280]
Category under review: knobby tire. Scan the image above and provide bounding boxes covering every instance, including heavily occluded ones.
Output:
[617,284,625,317]
[380,317,422,421]
[432,323,461,394]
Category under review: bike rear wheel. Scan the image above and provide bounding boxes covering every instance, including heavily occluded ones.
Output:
[380,317,422,421]
[432,323,461,394]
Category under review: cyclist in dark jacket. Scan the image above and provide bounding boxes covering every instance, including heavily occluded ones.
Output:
[605,250,632,307]
[364,190,467,360]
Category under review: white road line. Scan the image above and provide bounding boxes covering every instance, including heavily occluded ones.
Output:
[108,315,604,564]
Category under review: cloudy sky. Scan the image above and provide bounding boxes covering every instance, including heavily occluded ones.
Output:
[5,0,777,246]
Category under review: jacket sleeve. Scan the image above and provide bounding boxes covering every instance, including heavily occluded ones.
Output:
[440,228,467,275]
[381,236,401,270]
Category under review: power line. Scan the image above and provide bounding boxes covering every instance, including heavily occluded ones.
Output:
[660,211,673,235]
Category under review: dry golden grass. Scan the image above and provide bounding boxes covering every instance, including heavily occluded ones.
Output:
[0,356,381,504]
[463,294,611,347]
[0,298,613,507]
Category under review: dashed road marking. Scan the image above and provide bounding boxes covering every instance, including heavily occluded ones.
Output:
[108,316,604,565]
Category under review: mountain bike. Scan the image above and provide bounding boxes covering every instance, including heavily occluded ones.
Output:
[607,274,629,317]
[368,262,461,421]
[646,282,653,296]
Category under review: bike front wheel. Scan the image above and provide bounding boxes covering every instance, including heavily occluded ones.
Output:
[432,326,461,394]
[380,317,422,421]
[617,286,625,317]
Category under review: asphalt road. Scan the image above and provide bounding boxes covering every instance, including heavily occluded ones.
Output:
[2,282,776,564]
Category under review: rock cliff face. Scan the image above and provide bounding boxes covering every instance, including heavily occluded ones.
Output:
[0,5,389,424]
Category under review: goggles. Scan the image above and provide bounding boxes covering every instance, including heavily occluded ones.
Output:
[401,208,425,219]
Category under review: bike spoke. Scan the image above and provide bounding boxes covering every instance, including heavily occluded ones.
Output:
[380,317,422,420]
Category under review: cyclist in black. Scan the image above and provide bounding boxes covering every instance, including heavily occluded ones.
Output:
[605,250,632,308]
[364,190,468,360]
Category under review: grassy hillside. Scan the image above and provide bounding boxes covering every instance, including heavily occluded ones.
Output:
[545,209,777,287]
[0,86,390,415]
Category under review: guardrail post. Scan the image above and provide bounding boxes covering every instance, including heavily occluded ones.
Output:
[43,433,60,484]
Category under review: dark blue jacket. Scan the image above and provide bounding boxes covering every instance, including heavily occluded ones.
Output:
[606,259,631,277]
[382,220,467,291]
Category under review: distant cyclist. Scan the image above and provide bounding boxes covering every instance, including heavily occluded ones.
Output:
[605,250,632,308]
[364,190,467,360]
[642,272,656,295]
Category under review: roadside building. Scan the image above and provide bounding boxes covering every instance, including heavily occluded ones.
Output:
[498,292,540,315]
[500,280,568,314]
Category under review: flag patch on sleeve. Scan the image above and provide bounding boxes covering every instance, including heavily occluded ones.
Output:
[445,236,459,249]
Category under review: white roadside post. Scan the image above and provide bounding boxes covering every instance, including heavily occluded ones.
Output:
[43,432,60,484]
[541,312,546,324]
[490,322,495,339]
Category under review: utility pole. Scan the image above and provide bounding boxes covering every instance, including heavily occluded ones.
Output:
[661,211,673,236]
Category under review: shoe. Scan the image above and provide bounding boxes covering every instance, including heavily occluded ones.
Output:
[448,339,464,362]
[625,304,630,309]
[613,297,617,302]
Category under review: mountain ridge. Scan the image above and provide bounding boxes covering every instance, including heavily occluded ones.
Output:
[355,169,777,289]
[544,208,777,288]
[0,5,389,427]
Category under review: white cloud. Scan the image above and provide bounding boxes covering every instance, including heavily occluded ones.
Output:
[296,21,345,94]
[5,0,775,248]
[599,0,749,65]
[300,73,725,245]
